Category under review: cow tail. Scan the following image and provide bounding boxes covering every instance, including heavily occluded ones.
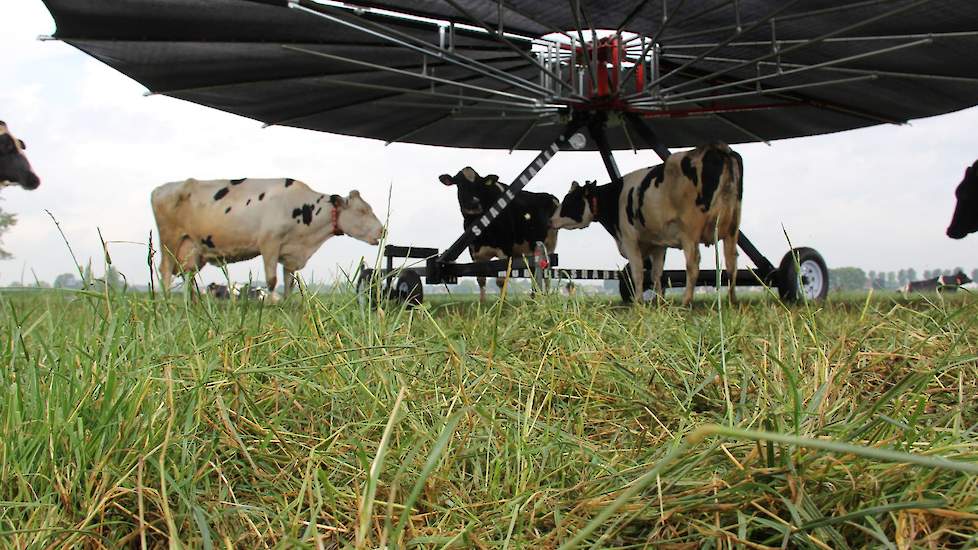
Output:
[715,151,742,240]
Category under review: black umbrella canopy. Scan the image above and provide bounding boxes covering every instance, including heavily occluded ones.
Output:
[42,0,978,150]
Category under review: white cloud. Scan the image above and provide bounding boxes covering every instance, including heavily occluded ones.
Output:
[1,2,976,286]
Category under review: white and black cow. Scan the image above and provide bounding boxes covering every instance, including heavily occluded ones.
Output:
[0,121,40,190]
[552,143,743,305]
[947,159,978,239]
[152,178,384,298]
[439,167,559,301]
[903,272,972,294]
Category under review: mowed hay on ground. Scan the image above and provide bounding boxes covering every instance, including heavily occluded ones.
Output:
[1,288,977,548]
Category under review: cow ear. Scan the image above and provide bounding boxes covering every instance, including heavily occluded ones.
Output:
[330,194,346,208]
[439,174,455,186]
[484,174,499,186]
[348,190,361,200]
[569,181,580,191]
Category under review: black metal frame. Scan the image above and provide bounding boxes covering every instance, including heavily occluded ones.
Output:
[363,111,781,294]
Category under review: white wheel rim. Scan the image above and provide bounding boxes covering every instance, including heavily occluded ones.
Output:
[799,259,824,299]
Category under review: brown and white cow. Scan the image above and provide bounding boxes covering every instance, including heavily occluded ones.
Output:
[551,143,743,305]
[0,121,40,190]
[152,178,384,297]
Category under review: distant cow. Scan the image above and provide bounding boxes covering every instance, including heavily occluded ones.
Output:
[152,178,383,298]
[902,272,972,294]
[439,167,559,301]
[207,282,267,300]
[0,121,40,190]
[552,143,743,305]
[947,160,978,239]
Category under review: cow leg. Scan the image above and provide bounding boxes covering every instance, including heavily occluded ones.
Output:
[624,244,646,304]
[283,268,296,297]
[649,246,667,300]
[159,248,174,293]
[724,234,738,304]
[681,240,700,307]
[261,248,280,297]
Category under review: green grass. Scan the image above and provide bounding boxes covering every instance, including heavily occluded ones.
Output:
[1,286,977,549]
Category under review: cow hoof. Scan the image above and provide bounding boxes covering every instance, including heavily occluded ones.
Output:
[264,292,280,304]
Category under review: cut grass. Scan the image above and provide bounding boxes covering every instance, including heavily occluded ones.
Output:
[0,288,976,549]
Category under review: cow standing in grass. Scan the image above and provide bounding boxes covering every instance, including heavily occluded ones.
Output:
[152,178,384,298]
[551,143,743,306]
[947,159,978,239]
[0,121,40,190]
[439,167,559,301]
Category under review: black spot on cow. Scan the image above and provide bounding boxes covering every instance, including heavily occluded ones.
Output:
[292,204,315,226]
[591,179,623,238]
[285,178,295,188]
[213,187,229,201]
[316,195,324,203]
[626,187,635,226]
[698,148,726,211]
[636,165,662,226]
[681,156,698,186]
[645,164,665,188]
[201,235,216,249]
[259,193,265,201]
[315,207,322,216]
[230,178,246,186]
[246,199,251,205]
[225,207,232,214]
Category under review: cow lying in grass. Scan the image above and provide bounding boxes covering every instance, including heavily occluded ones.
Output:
[152,178,384,299]
[551,143,743,305]
[439,167,559,301]
[0,121,40,190]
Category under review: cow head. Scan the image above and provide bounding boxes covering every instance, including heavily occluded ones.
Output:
[331,190,384,245]
[439,167,504,216]
[551,180,597,230]
[0,121,40,190]
[947,160,978,239]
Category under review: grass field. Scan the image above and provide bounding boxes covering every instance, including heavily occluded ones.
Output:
[1,285,977,549]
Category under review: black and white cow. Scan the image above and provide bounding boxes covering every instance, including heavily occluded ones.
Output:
[551,143,743,305]
[152,178,384,299]
[0,121,40,190]
[947,159,978,239]
[902,272,972,294]
[439,167,559,301]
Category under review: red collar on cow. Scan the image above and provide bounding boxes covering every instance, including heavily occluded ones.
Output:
[331,206,344,236]
[588,195,599,219]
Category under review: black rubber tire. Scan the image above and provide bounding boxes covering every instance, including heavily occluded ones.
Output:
[618,258,654,304]
[777,247,829,302]
[392,270,424,307]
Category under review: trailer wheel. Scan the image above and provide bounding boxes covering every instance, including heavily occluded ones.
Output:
[392,270,424,307]
[777,247,829,302]
[357,271,383,308]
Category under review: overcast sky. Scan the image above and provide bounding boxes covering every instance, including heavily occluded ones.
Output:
[1,3,976,286]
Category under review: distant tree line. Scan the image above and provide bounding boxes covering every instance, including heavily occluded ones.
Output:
[830,267,977,292]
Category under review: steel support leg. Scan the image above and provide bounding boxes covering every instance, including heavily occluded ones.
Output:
[589,114,624,183]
